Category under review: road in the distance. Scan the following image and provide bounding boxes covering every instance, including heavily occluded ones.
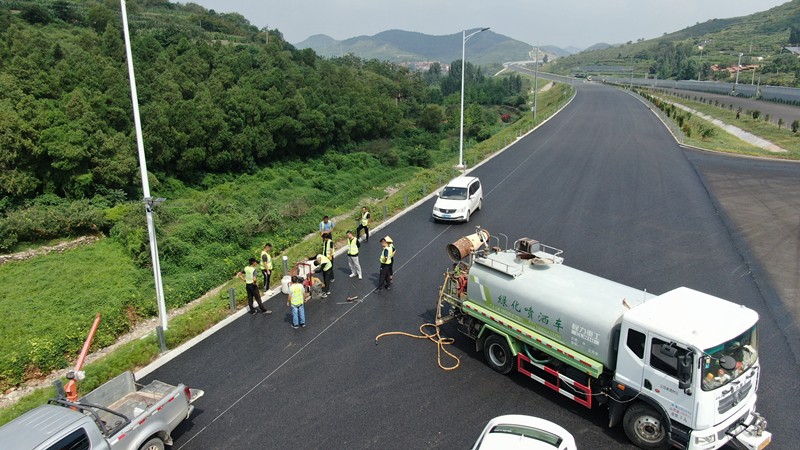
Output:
[145,82,800,449]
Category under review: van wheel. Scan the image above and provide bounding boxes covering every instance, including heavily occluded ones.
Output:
[484,334,515,374]
[464,210,470,223]
[623,403,670,450]
[139,437,165,450]
[477,199,482,211]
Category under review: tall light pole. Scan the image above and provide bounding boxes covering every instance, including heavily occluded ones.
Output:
[733,52,743,93]
[458,27,489,171]
[697,45,704,81]
[532,46,539,122]
[120,0,169,331]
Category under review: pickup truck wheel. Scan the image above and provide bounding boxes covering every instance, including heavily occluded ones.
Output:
[139,437,165,450]
[623,403,670,450]
[484,334,515,374]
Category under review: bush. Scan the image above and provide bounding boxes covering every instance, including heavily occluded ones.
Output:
[0,198,110,252]
[751,110,761,120]
[791,119,799,133]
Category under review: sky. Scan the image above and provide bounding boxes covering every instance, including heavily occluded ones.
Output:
[183,0,789,50]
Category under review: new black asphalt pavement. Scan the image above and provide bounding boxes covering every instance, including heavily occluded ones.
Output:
[144,82,800,449]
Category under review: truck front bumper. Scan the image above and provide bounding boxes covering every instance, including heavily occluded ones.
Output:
[688,402,770,450]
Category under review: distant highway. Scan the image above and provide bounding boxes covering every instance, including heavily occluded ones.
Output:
[145,81,800,449]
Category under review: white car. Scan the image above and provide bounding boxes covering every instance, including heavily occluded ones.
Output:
[432,176,483,222]
[471,415,577,450]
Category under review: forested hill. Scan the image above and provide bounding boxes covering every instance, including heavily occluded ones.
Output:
[0,1,521,202]
[0,0,526,250]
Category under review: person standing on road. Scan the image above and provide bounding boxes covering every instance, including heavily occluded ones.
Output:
[377,238,394,291]
[322,232,335,282]
[356,207,370,242]
[237,258,272,315]
[315,254,332,297]
[287,276,309,329]
[346,230,362,279]
[385,236,396,282]
[319,215,335,240]
[260,243,273,295]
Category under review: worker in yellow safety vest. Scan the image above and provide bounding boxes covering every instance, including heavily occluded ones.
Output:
[287,276,308,329]
[315,254,332,298]
[322,233,335,282]
[356,207,370,242]
[346,230,362,279]
[377,237,394,291]
[260,243,273,294]
[237,258,271,315]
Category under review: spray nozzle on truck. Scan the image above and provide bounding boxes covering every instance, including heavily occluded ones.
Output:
[434,228,771,450]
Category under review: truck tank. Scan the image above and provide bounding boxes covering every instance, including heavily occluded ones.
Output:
[467,248,654,370]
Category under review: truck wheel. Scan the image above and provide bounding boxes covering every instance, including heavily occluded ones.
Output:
[484,334,515,374]
[623,403,670,450]
[139,437,165,450]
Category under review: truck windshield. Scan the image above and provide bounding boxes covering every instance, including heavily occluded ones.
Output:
[440,186,467,200]
[701,325,758,391]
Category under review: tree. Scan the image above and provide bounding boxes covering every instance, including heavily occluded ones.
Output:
[790,25,800,46]
[21,5,52,25]
[418,104,444,132]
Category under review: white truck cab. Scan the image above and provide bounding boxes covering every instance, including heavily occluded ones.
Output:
[615,288,770,450]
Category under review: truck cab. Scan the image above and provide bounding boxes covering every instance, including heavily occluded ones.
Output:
[615,288,769,450]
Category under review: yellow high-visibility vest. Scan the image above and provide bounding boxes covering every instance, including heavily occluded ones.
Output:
[244,265,257,284]
[290,283,305,306]
[347,237,359,256]
[379,247,393,265]
[260,251,273,270]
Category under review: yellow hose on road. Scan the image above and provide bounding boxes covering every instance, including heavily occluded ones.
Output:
[375,273,461,371]
[375,322,460,371]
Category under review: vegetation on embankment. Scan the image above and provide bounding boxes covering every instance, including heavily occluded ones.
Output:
[636,88,800,160]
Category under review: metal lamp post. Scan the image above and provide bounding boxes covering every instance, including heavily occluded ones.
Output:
[733,52,743,93]
[458,27,490,172]
[120,0,169,331]
[697,45,704,81]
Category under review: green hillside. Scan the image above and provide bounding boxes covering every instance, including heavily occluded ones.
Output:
[546,0,800,86]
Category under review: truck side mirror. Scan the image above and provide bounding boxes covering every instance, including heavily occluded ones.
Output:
[677,352,693,391]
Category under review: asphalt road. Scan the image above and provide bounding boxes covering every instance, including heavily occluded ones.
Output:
[145,82,800,449]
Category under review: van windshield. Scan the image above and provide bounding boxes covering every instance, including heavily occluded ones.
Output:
[440,186,468,200]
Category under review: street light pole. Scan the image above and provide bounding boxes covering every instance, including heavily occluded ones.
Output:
[532,46,539,122]
[458,27,489,172]
[697,45,704,81]
[120,0,169,331]
[733,52,743,93]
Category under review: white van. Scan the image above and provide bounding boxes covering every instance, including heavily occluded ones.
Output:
[432,176,483,222]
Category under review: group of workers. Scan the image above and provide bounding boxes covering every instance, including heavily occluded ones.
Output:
[236,207,396,329]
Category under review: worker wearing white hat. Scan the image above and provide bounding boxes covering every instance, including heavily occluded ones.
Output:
[384,236,396,281]
[377,237,394,291]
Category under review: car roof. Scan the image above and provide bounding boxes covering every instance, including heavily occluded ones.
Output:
[473,415,576,450]
[445,176,479,188]
[0,404,87,449]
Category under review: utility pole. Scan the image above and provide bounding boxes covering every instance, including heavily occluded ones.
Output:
[533,46,539,122]
[120,0,168,331]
